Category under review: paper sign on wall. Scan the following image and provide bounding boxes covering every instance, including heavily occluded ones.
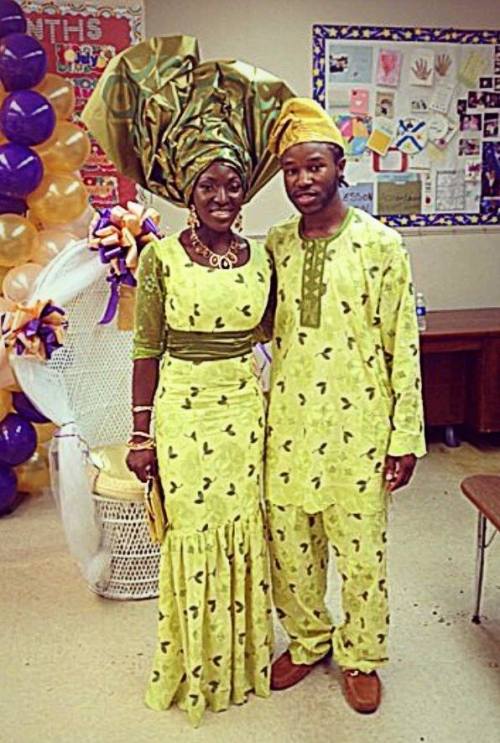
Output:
[429,83,455,114]
[377,174,422,214]
[328,44,373,84]
[343,182,374,213]
[435,170,466,211]
[459,51,489,88]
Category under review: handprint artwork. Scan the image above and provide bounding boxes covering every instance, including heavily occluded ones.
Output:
[435,53,453,77]
[409,50,435,86]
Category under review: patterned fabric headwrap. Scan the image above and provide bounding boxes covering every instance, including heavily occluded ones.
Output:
[268,97,345,158]
[81,36,294,206]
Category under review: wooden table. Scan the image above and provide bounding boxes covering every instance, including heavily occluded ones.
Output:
[460,475,500,623]
[420,308,500,444]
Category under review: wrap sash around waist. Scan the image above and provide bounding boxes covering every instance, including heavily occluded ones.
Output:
[165,328,254,362]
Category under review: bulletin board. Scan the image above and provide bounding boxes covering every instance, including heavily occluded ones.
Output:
[312,24,500,228]
[22,1,145,208]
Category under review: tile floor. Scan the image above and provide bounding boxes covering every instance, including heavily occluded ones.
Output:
[1,433,499,743]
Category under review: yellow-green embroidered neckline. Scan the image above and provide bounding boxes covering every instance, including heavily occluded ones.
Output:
[299,208,353,328]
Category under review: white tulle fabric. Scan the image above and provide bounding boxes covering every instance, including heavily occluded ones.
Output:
[11,239,134,588]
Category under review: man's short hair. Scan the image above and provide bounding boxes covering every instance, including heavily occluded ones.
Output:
[328,143,344,163]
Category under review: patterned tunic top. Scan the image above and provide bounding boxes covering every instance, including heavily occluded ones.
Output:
[265,207,426,516]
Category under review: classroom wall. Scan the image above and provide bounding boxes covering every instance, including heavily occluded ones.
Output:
[144,0,500,310]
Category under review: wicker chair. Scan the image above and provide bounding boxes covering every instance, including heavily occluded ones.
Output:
[13,240,160,600]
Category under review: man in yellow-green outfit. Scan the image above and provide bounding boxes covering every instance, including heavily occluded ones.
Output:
[264,99,426,714]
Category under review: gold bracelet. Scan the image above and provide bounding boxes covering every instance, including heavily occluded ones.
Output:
[130,430,152,439]
[126,439,156,451]
[132,405,153,413]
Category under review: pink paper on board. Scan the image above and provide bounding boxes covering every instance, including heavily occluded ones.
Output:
[376,49,402,87]
[350,88,370,115]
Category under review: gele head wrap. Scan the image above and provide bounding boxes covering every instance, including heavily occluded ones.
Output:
[82,36,294,206]
[268,97,345,158]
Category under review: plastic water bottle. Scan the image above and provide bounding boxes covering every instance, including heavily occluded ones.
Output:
[416,291,427,332]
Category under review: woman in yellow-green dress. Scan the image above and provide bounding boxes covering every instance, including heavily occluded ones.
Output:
[82,36,292,726]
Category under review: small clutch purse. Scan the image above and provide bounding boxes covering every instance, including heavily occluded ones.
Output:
[144,476,168,544]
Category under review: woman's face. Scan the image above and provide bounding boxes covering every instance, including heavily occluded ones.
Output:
[191,161,244,233]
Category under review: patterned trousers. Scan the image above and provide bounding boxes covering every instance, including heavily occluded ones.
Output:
[266,500,389,673]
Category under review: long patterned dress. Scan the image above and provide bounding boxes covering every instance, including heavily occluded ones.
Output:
[132,233,273,726]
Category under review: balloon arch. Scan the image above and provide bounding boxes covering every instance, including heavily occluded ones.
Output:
[0,0,93,513]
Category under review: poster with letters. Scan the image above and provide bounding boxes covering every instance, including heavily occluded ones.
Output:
[22,1,145,208]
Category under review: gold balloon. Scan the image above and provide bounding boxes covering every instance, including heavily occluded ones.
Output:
[35,73,75,120]
[27,173,88,226]
[0,389,12,420]
[31,229,77,265]
[0,265,11,283]
[2,263,43,303]
[51,203,95,239]
[2,377,21,392]
[15,449,50,494]
[37,122,91,173]
[0,295,15,313]
[0,215,39,268]
[34,422,57,443]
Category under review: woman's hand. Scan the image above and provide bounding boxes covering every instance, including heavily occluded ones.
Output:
[126,447,158,483]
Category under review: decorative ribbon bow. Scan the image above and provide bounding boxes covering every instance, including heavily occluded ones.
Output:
[1,300,67,361]
[88,201,163,325]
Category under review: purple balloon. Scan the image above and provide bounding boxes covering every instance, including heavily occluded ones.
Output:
[0,1,26,39]
[0,90,56,146]
[0,413,37,466]
[0,463,17,515]
[0,142,43,197]
[0,33,47,91]
[12,391,50,424]
[0,191,25,213]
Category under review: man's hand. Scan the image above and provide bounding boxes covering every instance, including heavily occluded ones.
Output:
[384,454,417,492]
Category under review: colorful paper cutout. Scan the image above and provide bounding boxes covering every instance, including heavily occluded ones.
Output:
[396,118,428,155]
[367,117,395,156]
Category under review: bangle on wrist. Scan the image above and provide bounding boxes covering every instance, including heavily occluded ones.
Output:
[130,430,152,439]
[127,438,155,451]
[132,405,153,413]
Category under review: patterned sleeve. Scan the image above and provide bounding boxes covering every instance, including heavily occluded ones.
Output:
[253,265,276,344]
[132,241,166,360]
[379,238,426,458]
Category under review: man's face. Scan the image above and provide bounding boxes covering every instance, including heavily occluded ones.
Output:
[281,142,345,215]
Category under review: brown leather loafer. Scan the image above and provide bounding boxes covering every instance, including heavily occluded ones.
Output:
[271,650,325,690]
[342,669,381,713]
